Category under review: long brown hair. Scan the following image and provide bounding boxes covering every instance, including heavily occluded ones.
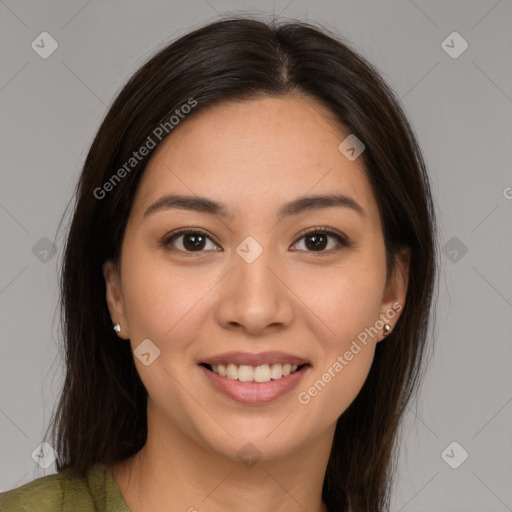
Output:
[46,16,438,512]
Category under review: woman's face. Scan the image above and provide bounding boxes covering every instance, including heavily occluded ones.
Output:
[104,93,409,463]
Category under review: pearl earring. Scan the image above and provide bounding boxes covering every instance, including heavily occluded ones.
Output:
[382,324,392,337]
[113,323,121,333]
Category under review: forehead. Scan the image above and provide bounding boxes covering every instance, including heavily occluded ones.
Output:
[130,94,380,227]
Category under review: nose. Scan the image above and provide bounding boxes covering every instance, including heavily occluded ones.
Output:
[214,243,294,336]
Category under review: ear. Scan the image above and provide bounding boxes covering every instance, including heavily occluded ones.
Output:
[378,246,410,342]
[102,260,130,339]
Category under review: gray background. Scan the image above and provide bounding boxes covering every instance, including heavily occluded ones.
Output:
[1,1,511,510]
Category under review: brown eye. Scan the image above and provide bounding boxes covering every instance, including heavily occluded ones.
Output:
[162,227,349,255]
[292,228,349,253]
[163,229,219,252]
[304,233,329,251]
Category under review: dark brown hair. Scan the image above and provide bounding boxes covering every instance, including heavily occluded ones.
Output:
[46,16,438,512]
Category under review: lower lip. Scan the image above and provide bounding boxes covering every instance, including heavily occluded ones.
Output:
[199,364,310,405]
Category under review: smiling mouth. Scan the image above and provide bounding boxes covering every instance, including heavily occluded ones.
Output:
[200,362,310,383]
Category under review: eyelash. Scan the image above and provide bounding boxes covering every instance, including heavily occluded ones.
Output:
[161,227,350,255]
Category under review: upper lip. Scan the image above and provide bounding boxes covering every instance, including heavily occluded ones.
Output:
[200,351,310,367]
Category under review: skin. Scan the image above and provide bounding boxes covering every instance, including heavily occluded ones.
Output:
[103,93,410,512]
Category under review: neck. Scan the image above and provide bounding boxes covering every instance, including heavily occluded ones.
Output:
[111,409,334,512]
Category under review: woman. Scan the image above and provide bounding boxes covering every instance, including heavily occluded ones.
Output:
[0,16,438,512]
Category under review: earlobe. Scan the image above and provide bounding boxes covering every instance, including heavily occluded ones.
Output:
[102,260,130,339]
[378,246,410,341]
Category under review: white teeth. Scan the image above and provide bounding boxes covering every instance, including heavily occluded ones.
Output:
[270,363,282,380]
[238,365,254,382]
[209,362,302,382]
[226,363,238,379]
[253,364,271,383]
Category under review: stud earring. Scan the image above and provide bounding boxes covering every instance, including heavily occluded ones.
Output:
[113,323,121,333]
[382,324,392,337]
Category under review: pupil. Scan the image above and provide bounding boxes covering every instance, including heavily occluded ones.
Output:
[184,234,205,251]
[305,234,327,251]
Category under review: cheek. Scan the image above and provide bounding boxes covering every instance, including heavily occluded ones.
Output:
[292,260,383,415]
[121,247,219,344]
[298,346,375,424]
[297,282,380,422]
[293,258,385,346]
[122,252,172,337]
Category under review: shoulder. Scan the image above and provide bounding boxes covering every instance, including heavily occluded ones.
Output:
[0,463,107,512]
[0,471,67,511]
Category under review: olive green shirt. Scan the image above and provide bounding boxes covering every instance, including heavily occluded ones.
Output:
[0,463,346,511]
[0,463,130,511]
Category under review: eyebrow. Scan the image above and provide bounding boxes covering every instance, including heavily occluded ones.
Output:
[143,193,365,220]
